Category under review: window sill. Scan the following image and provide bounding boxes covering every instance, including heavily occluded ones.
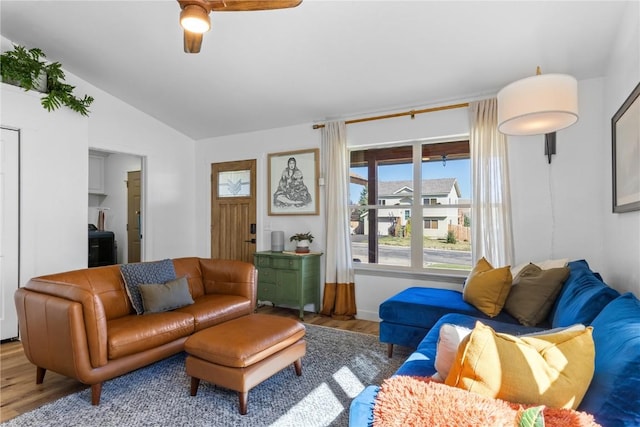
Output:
[353,264,467,285]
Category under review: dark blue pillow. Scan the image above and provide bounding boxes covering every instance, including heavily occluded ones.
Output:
[550,260,619,328]
[579,293,640,426]
[120,259,176,314]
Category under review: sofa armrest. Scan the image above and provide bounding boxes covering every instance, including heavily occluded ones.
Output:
[199,259,257,309]
[18,279,108,368]
[14,288,97,380]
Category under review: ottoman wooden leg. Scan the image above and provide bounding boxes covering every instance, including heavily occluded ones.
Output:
[294,358,302,376]
[239,391,248,415]
[190,377,200,396]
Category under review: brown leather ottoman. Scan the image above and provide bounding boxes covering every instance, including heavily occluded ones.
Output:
[184,313,306,414]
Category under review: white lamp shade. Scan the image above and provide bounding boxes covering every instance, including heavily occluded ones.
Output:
[497,74,578,135]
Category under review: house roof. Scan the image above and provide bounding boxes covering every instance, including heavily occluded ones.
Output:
[378,178,460,198]
[0,1,628,140]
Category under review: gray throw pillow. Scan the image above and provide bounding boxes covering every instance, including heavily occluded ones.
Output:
[504,264,570,326]
[120,259,177,314]
[138,276,194,313]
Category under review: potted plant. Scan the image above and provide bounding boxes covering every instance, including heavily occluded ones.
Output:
[1,44,94,116]
[290,232,314,253]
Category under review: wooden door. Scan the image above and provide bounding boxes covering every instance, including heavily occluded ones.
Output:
[127,170,141,263]
[211,160,256,262]
[1,127,20,340]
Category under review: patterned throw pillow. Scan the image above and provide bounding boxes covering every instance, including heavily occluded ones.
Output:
[120,259,177,314]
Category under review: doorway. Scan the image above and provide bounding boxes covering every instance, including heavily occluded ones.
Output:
[127,170,141,263]
[1,127,20,341]
[211,160,256,263]
[88,150,144,264]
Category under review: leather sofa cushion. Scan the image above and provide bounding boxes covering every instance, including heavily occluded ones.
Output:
[174,293,252,331]
[173,257,205,299]
[37,265,131,320]
[107,311,194,359]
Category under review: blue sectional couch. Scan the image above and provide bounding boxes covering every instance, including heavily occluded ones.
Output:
[350,260,640,427]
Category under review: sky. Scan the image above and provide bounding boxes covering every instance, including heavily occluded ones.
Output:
[350,158,471,204]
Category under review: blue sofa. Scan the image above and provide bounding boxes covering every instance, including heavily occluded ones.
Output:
[350,260,640,427]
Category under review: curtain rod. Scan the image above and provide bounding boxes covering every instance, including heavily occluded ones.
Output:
[312,102,470,129]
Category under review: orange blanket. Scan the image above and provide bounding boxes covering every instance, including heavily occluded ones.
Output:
[373,376,601,427]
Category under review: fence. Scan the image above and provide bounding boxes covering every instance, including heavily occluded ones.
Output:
[448,224,470,242]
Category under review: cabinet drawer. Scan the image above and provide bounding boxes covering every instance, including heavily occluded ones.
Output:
[255,256,272,268]
[257,268,276,284]
[273,257,300,270]
[257,283,275,300]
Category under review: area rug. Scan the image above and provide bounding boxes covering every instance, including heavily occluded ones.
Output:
[3,325,409,427]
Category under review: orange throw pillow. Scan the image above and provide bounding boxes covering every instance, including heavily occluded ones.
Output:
[463,257,512,317]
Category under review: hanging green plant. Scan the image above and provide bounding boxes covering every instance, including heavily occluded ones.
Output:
[1,44,94,116]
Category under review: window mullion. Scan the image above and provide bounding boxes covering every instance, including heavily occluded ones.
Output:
[411,142,422,268]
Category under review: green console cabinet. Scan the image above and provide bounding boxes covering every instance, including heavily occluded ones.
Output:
[254,251,322,320]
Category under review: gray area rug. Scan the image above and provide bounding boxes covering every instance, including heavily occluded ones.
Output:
[3,324,410,427]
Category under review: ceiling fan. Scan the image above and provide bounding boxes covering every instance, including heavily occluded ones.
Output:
[177,0,302,53]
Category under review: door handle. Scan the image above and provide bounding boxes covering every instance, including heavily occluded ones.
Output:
[244,239,256,244]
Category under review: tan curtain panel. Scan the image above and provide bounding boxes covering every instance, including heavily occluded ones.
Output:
[320,121,356,319]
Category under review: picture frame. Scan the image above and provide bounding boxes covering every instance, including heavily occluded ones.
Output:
[268,148,319,215]
[612,82,640,213]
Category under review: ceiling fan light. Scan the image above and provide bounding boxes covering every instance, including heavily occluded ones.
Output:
[180,5,211,34]
[497,73,579,136]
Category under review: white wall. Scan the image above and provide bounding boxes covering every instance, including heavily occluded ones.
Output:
[76,80,197,261]
[509,78,606,269]
[1,84,88,280]
[195,124,324,257]
[2,35,198,282]
[602,0,640,295]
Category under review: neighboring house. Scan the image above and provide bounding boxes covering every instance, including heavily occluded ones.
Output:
[356,178,464,239]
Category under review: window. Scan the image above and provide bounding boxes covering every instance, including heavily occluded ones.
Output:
[423,198,437,205]
[349,140,471,272]
[423,219,438,229]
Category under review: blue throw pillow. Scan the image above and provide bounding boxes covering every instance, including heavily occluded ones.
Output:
[120,259,177,314]
[579,293,640,426]
[550,260,619,328]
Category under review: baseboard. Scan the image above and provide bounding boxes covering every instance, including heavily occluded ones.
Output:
[356,309,380,322]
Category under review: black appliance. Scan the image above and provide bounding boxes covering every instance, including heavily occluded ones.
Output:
[88,224,116,267]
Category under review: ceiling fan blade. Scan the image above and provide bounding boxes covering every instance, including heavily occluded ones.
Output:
[210,0,302,12]
[184,31,203,53]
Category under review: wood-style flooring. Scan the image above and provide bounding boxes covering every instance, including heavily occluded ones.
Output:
[0,306,378,423]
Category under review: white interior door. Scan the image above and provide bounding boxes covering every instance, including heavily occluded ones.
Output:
[1,127,20,341]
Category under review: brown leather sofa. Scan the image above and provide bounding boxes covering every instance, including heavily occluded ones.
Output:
[13,257,256,405]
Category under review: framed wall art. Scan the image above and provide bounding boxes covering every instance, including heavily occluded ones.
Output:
[268,148,319,215]
[612,82,640,213]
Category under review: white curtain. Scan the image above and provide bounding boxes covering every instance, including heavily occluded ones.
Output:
[320,121,356,319]
[470,98,515,267]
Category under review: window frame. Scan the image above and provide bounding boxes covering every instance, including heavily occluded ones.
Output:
[349,138,470,275]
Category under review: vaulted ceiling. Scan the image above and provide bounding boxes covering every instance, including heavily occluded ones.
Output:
[0,1,628,140]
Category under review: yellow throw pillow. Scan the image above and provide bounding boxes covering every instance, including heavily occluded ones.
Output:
[445,321,595,410]
[463,257,512,317]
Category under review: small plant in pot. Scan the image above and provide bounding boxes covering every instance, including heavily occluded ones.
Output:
[290,232,314,253]
[1,44,94,116]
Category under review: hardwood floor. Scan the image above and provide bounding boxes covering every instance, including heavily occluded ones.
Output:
[0,306,378,423]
